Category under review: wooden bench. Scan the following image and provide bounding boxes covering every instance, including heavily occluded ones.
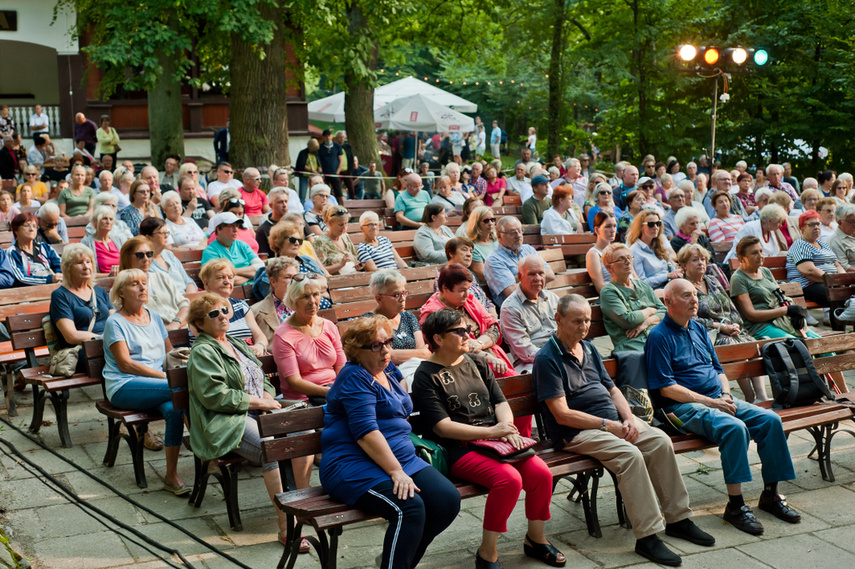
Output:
[6,312,102,447]
[824,272,855,331]
[167,354,280,530]
[712,240,732,264]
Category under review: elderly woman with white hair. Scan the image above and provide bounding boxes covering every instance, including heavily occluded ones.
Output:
[139,216,197,294]
[364,269,430,385]
[586,182,623,230]
[160,190,207,249]
[304,183,332,236]
[272,273,345,489]
[81,205,129,275]
[724,203,789,262]
[49,244,114,373]
[251,256,301,345]
[103,268,188,494]
[669,206,717,260]
[355,210,407,271]
[85,192,134,241]
[111,167,134,212]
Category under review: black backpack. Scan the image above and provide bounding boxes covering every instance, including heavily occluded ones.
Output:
[761,338,835,409]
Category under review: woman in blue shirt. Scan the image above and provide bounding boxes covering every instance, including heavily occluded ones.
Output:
[627,210,681,289]
[320,315,460,569]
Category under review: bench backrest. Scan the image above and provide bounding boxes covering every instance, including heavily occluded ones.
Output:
[258,406,325,462]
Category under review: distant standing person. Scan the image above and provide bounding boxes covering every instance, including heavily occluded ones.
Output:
[527,127,537,153]
[318,128,345,202]
[73,113,98,155]
[476,124,486,155]
[29,105,50,140]
[96,115,120,162]
[401,131,416,170]
[490,120,502,158]
[213,118,229,164]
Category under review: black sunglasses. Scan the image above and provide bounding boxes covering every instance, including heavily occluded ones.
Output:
[288,236,304,246]
[444,326,473,339]
[645,221,662,228]
[205,306,229,319]
[134,251,154,260]
[361,338,394,352]
[331,208,348,217]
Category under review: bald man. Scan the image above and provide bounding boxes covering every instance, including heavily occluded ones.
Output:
[645,279,800,536]
[394,173,430,228]
[239,167,270,216]
[73,112,98,154]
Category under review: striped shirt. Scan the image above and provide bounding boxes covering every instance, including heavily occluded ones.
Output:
[786,239,838,288]
[356,236,397,269]
[707,215,745,243]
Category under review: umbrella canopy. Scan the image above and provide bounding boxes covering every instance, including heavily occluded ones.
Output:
[373,94,475,132]
[307,77,477,123]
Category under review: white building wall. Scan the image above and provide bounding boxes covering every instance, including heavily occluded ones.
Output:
[0,1,77,54]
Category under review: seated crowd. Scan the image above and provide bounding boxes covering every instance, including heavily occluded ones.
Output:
[3,146,855,569]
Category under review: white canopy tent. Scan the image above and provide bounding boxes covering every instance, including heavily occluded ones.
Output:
[373,94,475,132]
[307,77,477,123]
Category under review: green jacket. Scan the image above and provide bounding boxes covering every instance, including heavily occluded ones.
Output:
[600,279,666,352]
[187,333,275,462]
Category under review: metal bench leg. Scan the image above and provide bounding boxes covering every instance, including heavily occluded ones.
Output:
[304,529,337,569]
[102,417,122,466]
[29,384,48,433]
[50,390,73,448]
[279,520,305,569]
[221,463,243,531]
[193,461,214,509]
[188,456,206,504]
[126,424,148,489]
[585,469,603,538]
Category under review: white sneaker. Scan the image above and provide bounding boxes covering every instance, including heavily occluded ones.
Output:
[835,297,855,323]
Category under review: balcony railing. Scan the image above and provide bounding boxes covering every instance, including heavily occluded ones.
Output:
[4,105,61,139]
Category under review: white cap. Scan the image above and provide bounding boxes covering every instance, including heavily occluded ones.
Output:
[209,212,244,234]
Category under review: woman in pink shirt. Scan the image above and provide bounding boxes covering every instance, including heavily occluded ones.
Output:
[272,272,345,489]
[483,164,507,206]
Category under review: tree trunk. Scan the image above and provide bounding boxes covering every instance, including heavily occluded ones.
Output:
[229,2,290,170]
[148,49,185,167]
[344,3,381,170]
[546,0,565,158]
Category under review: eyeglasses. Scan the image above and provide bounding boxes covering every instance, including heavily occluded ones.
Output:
[226,198,245,206]
[361,338,394,352]
[287,236,304,246]
[609,255,634,265]
[292,272,322,282]
[805,222,822,228]
[134,251,154,260]
[331,208,349,217]
[249,177,261,181]
[645,221,663,228]
[25,173,36,177]
[481,218,496,224]
[152,230,169,237]
[640,184,655,189]
[43,222,58,229]
[380,291,408,301]
[362,222,380,228]
[206,306,229,319]
[444,326,473,339]
[599,190,612,195]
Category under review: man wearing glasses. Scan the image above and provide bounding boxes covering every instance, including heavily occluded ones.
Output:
[206,161,243,208]
[34,202,68,245]
[485,216,554,309]
[238,167,270,216]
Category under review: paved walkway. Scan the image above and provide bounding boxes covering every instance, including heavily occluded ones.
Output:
[2,372,855,569]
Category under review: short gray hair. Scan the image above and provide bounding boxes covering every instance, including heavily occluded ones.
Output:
[98,169,112,182]
[565,158,580,169]
[674,206,702,229]
[268,187,288,200]
[667,185,685,199]
[91,205,115,227]
[283,274,328,311]
[735,160,747,169]
[370,269,406,296]
[518,254,545,273]
[160,190,181,209]
[496,215,520,233]
[556,293,588,316]
[360,210,380,225]
[759,203,788,223]
[311,184,331,198]
[836,203,855,222]
[266,256,299,281]
[766,164,783,175]
[754,188,773,203]
[676,180,695,194]
[93,192,118,208]
[38,202,60,219]
[803,177,819,190]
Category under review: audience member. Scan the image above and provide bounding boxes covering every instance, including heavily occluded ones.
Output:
[541,184,583,235]
[81,205,127,275]
[395,172,431,228]
[238,167,269,216]
[251,256,300,345]
[356,211,407,271]
[161,190,206,249]
[140,216,197,294]
[201,212,264,285]
[7,212,62,286]
[314,205,359,275]
[627,210,680,289]
[486,216,552,308]
[206,162,242,208]
[120,180,160,236]
[414,203,455,263]
[522,175,552,225]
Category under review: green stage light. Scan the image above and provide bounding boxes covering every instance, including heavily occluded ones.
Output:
[754,49,769,66]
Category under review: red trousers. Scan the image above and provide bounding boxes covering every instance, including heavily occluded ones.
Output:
[450,451,552,533]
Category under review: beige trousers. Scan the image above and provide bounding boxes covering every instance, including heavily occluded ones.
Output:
[563,416,693,539]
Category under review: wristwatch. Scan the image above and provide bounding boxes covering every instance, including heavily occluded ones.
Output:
[600,418,608,431]
[171,318,181,323]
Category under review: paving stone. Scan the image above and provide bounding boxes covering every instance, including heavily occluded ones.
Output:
[29,531,132,569]
[737,533,855,569]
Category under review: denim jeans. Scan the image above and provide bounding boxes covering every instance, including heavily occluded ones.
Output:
[664,398,796,485]
[109,377,184,447]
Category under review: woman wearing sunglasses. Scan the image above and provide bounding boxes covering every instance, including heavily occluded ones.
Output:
[119,236,189,331]
[464,206,498,283]
[272,271,345,490]
[81,205,128,275]
[102,268,188,494]
[586,182,622,232]
[626,210,681,289]
[412,308,565,569]
[186,293,291,542]
[600,243,666,352]
[320,314,461,569]
[314,205,360,275]
[208,190,259,254]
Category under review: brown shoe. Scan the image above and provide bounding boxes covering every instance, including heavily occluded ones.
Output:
[141,431,163,451]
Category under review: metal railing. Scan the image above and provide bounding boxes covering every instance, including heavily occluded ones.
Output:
[5,105,61,138]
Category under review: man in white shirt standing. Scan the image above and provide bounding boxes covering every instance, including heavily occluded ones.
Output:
[29,105,49,140]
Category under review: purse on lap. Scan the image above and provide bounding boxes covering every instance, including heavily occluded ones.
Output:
[44,291,98,378]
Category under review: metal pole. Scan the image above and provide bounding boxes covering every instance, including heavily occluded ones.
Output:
[710,74,718,164]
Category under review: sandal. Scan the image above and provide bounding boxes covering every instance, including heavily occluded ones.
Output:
[163,480,192,496]
[299,537,310,554]
[141,431,163,451]
[524,535,566,568]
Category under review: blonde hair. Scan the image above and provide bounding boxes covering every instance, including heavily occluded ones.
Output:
[110,269,147,311]
[341,315,392,362]
[199,258,235,286]
[466,205,495,241]
[188,293,229,329]
[268,221,302,255]
[284,274,327,311]
[60,244,97,289]
[601,242,631,266]
[627,210,669,261]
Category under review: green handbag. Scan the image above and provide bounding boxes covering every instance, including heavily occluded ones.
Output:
[408,432,449,477]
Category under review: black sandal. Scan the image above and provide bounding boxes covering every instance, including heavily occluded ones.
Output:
[524,535,566,568]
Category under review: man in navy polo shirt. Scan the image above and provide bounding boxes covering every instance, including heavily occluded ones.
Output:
[533,294,712,567]
[646,279,801,536]
[318,128,344,201]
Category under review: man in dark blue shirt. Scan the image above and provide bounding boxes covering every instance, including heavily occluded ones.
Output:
[646,279,801,537]
[533,294,713,567]
[614,165,639,210]
[317,128,344,201]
